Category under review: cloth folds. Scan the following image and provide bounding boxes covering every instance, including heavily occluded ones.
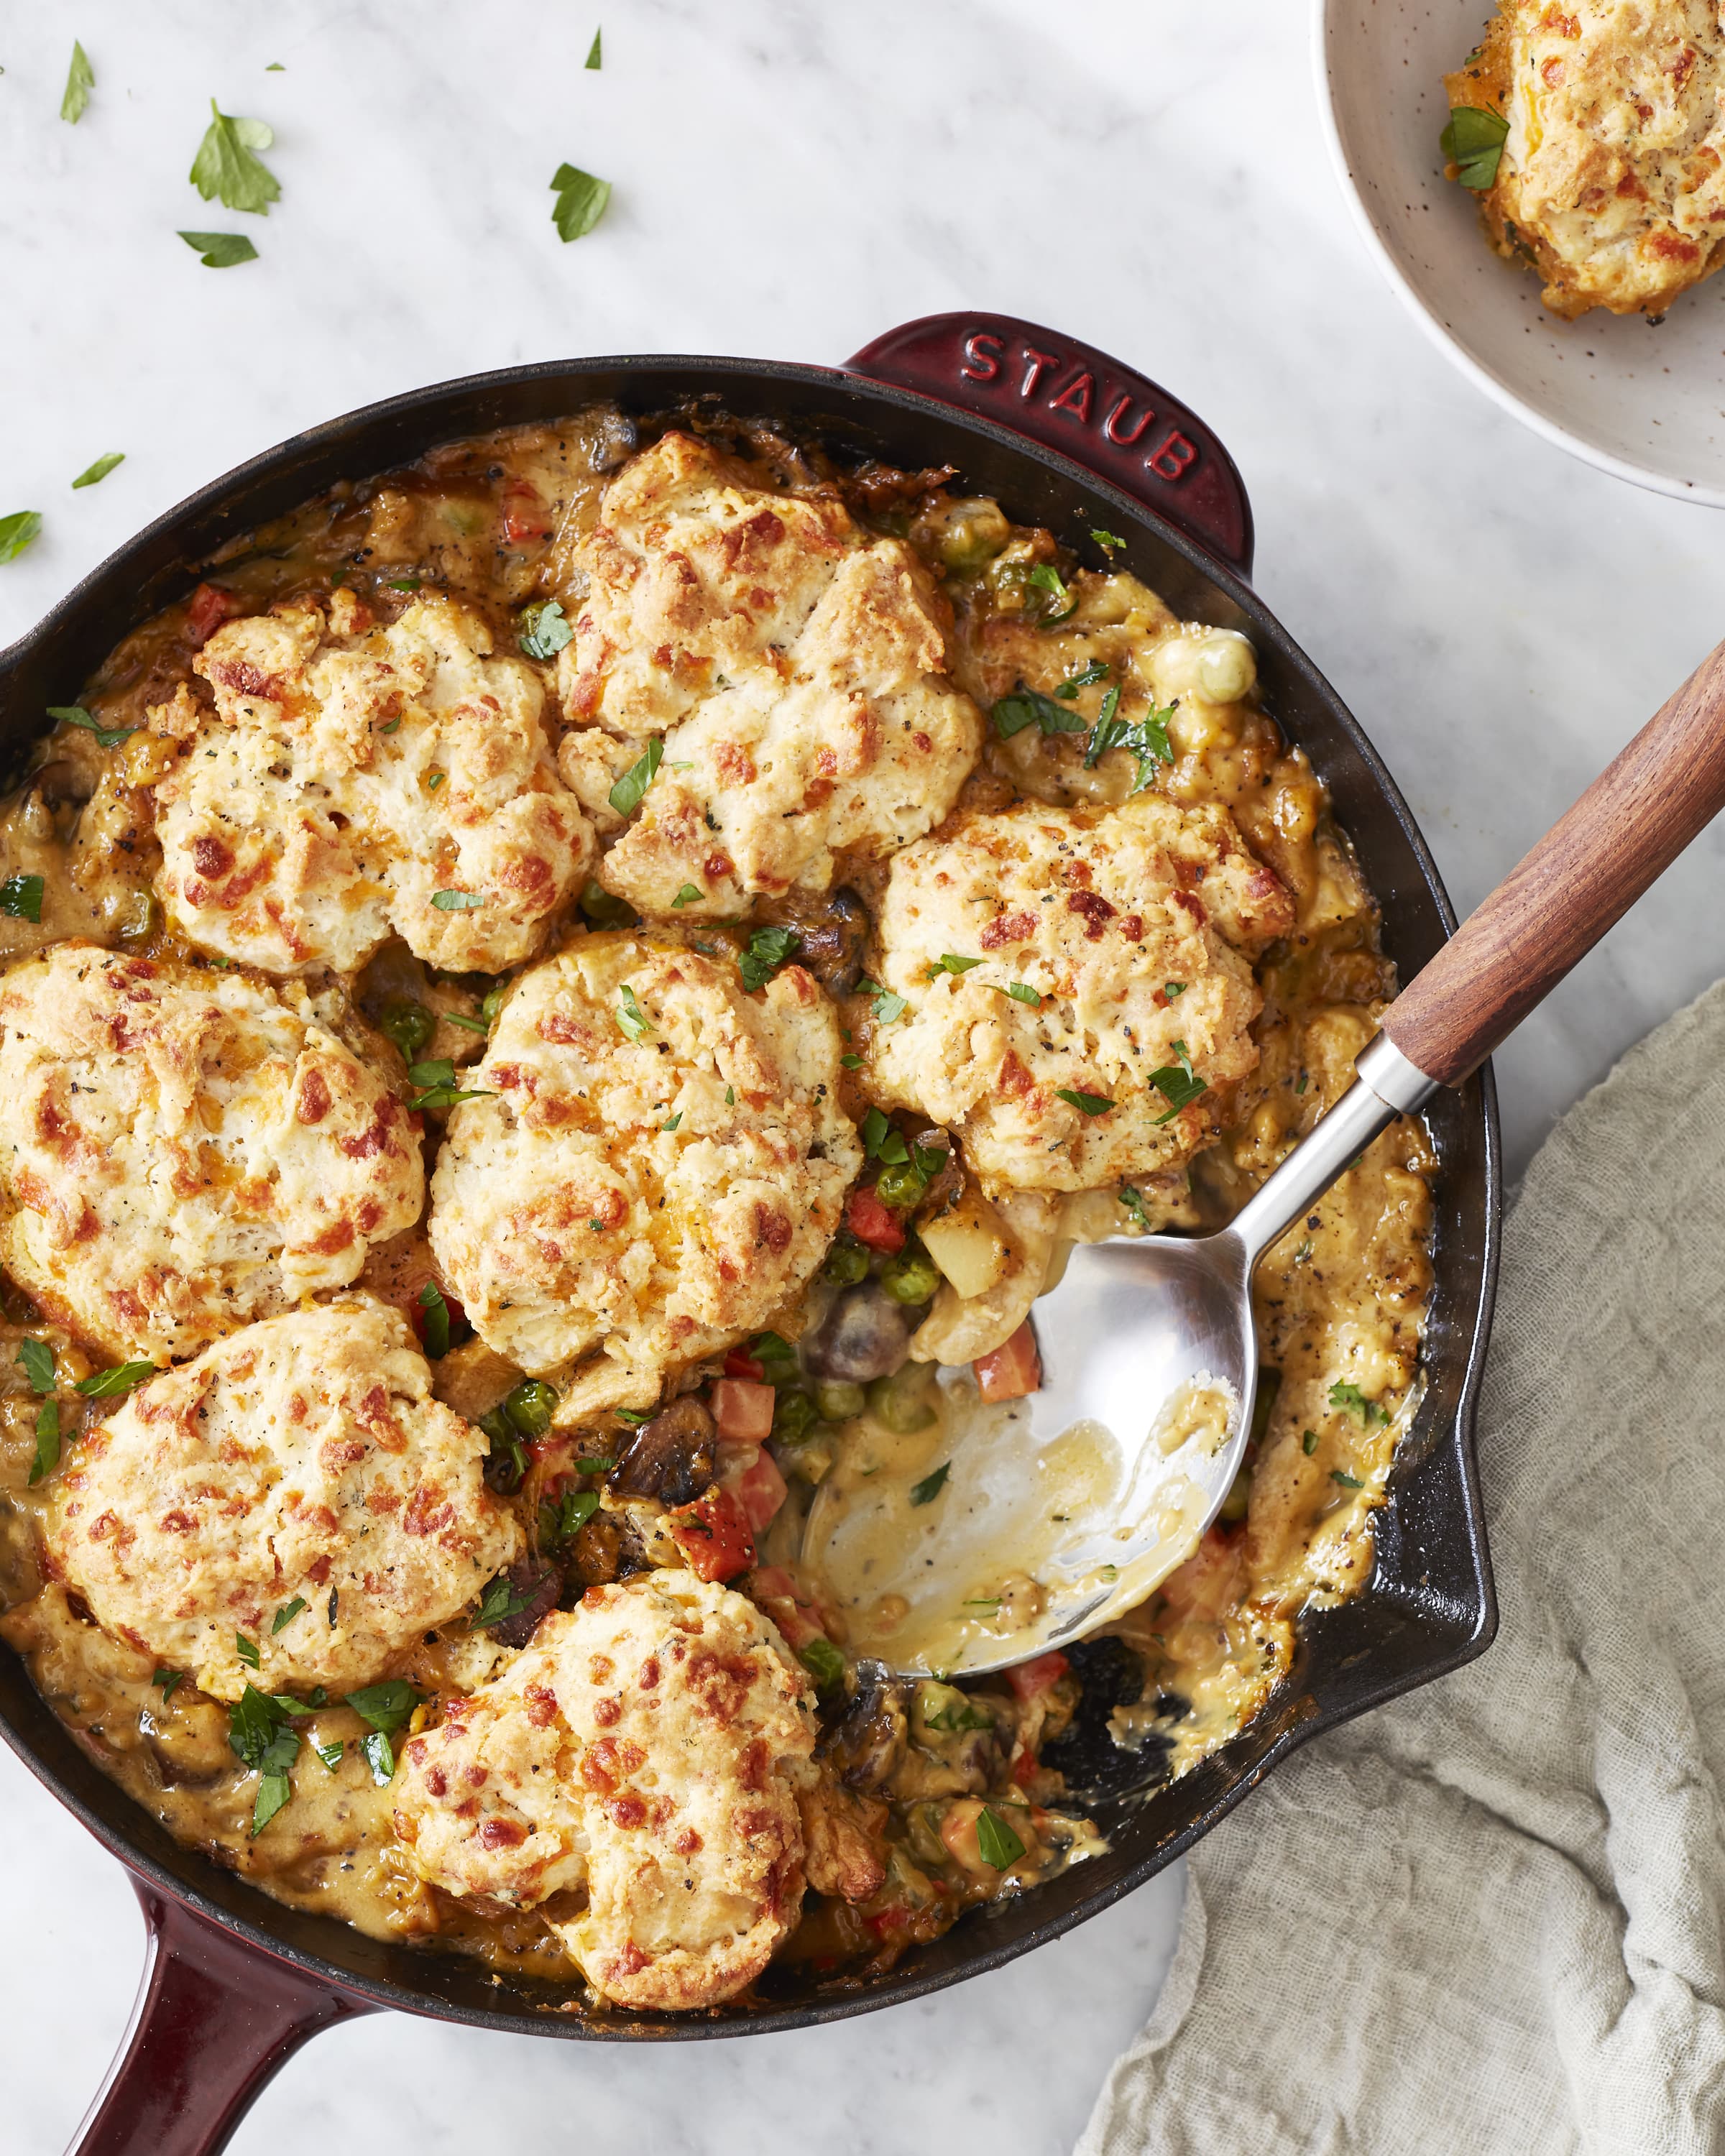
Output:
[1080,982,1725,2156]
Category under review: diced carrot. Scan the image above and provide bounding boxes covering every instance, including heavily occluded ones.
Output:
[974,1320,1041,1402]
[668,1487,755,1583]
[847,1186,905,1253]
[1006,1650,1070,1701]
[711,1378,776,1444]
[724,1443,788,1536]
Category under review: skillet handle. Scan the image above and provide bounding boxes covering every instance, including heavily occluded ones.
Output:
[845,312,1255,578]
[68,1881,371,2156]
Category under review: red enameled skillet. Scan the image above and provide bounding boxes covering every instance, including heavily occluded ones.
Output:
[0,315,1500,2156]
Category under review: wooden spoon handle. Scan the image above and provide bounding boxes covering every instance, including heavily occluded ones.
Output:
[1381,637,1725,1087]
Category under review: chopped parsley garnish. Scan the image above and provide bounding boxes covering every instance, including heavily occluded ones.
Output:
[1085,689,1175,789]
[407,1057,492,1111]
[860,1105,907,1163]
[0,512,42,565]
[551,162,612,242]
[387,576,421,591]
[609,738,662,816]
[990,683,1087,741]
[671,883,702,908]
[840,1052,862,1069]
[426,770,446,792]
[1331,1469,1365,1490]
[751,1330,799,1383]
[228,1683,304,1834]
[416,1280,451,1358]
[1027,562,1076,625]
[1118,1184,1152,1230]
[16,1338,54,1397]
[1148,1038,1206,1125]
[661,1110,681,1132]
[271,1597,308,1636]
[49,703,134,748]
[1441,106,1509,192]
[61,42,94,124]
[1164,981,1187,1000]
[430,888,484,910]
[740,924,801,991]
[28,1400,59,1486]
[1091,528,1126,553]
[344,1679,422,1737]
[908,1462,949,1507]
[76,1360,157,1399]
[856,975,908,1024]
[976,1805,1026,1869]
[359,1731,397,1786]
[1302,1429,1320,1455]
[518,598,573,658]
[71,452,124,490]
[798,1638,845,1692]
[1056,1087,1114,1116]
[1054,659,1110,700]
[190,102,280,216]
[0,875,45,923]
[614,1406,653,1426]
[993,981,1041,1008]
[586,27,603,68]
[178,230,259,268]
[929,953,983,976]
[153,1669,186,1703]
[539,1489,600,1548]
[575,1455,617,1473]
[472,1575,538,1629]
[615,982,653,1041]
[1328,1381,1391,1429]
[1294,1069,1309,1095]
[724,1086,735,1105]
[441,1010,489,1033]
[236,1633,261,1670]
[313,1740,344,1772]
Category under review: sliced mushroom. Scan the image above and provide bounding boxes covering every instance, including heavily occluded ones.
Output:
[803,1282,914,1383]
[816,1659,909,1792]
[487,1559,561,1650]
[607,1396,717,1507]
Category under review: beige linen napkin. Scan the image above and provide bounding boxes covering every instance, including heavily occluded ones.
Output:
[1080,981,1725,2156]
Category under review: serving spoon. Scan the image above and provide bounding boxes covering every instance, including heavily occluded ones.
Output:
[809,637,1725,1679]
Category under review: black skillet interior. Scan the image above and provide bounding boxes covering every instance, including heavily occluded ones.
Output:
[0,356,1500,2038]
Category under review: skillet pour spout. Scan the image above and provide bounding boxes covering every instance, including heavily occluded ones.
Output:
[0,316,1498,2155]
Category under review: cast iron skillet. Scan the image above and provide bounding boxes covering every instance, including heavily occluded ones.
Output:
[0,314,1500,2155]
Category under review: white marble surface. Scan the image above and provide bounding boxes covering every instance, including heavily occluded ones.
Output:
[1,1,1721,2149]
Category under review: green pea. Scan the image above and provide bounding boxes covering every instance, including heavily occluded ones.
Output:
[480,984,507,1025]
[823,1238,870,1286]
[867,1364,937,1434]
[772,1390,820,1446]
[873,1161,927,1210]
[880,1246,941,1306]
[379,999,435,1061]
[798,1637,846,1692]
[814,1380,867,1422]
[503,1379,558,1438]
[579,878,638,929]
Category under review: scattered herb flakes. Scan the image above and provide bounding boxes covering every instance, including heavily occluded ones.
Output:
[1328,1381,1391,1429]
[407,1056,492,1111]
[993,981,1041,1008]
[1164,980,1187,1000]
[441,1010,489,1033]
[857,975,908,1024]
[472,1575,536,1629]
[153,1668,187,1702]
[1118,1184,1152,1230]
[724,1086,735,1105]
[799,1637,845,1691]
[227,1683,303,1834]
[430,888,484,911]
[359,1729,397,1785]
[518,597,573,658]
[345,1679,422,1736]
[271,1596,308,1636]
[616,982,653,1041]
[387,575,422,593]
[1055,1087,1114,1116]
[1302,1429,1320,1455]
[740,924,801,992]
[76,1359,157,1399]
[861,1105,911,1165]
[417,1280,451,1358]
[540,1489,600,1547]
[1054,658,1110,700]
[0,512,43,565]
[1331,1468,1365,1490]
[1091,528,1126,553]
[236,1633,262,1670]
[1082,684,1124,768]
[71,452,124,490]
[1441,105,1509,191]
[1294,1069,1309,1095]
[990,683,1087,741]
[1027,561,1076,625]
[28,1399,59,1485]
[976,1805,1026,1869]
[267,62,286,72]
[671,883,702,908]
[575,1455,617,1473]
[840,1052,862,1070]
[313,1739,344,1772]
[585,27,603,68]
[426,770,446,791]
[61,41,93,124]
[178,231,258,268]
[190,101,281,216]
[0,875,44,923]
[613,1406,653,1427]
[609,738,662,816]
[16,1339,54,1396]
[1148,1038,1206,1125]
[551,162,612,242]
[930,952,983,976]
[908,1462,949,1506]
[1086,690,1175,789]
[49,703,134,748]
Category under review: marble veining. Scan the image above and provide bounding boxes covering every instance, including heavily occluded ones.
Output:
[1,1,1721,2148]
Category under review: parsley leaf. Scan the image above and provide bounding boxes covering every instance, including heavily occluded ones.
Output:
[16,1339,54,1397]
[417,1280,451,1358]
[359,1730,397,1786]
[1091,528,1126,553]
[236,1634,261,1669]
[551,162,612,242]
[608,738,662,816]
[930,953,983,976]
[740,925,801,991]
[861,1105,909,1164]
[1118,1184,1152,1230]
[313,1739,344,1772]
[539,1489,600,1547]
[993,981,1041,1008]
[190,102,280,216]
[586,27,603,67]
[1054,659,1110,700]
[344,1680,422,1737]
[430,889,484,911]
[798,1637,846,1692]
[671,883,702,908]
[909,1462,949,1506]
[48,703,133,748]
[441,1010,489,1033]
[1331,1468,1365,1490]
[61,42,93,124]
[76,1360,157,1399]
[407,1057,492,1111]
[71,452,124,491]
[976,1805,1026,1869]
[518,598,573,659]
[1302,1429,1320,1455]
[1027,562,1076,625]
[153,1669,186,1702]
[28,1399,58,1486]
[0,875,44,923]
[0,512,42,565]
[1055,1087,1114,1116]
[616,982,653,1041]
[1164,981,1187,1000]
[227,1684,303,1834]
[271,1597,308,1636]
[1148,1038,1206,1125]
[1328,1381,1391,1429]
[472,1575,537,1628]
[856,976,908,1025]
[1085,688,1175,789]
[991,683,1087,741]
[178,231,259,269]
[840,1052,862,1069]
[1440,106,1509,191]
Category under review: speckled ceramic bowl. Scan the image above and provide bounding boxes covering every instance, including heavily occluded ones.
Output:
[1315,0,1725,505]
